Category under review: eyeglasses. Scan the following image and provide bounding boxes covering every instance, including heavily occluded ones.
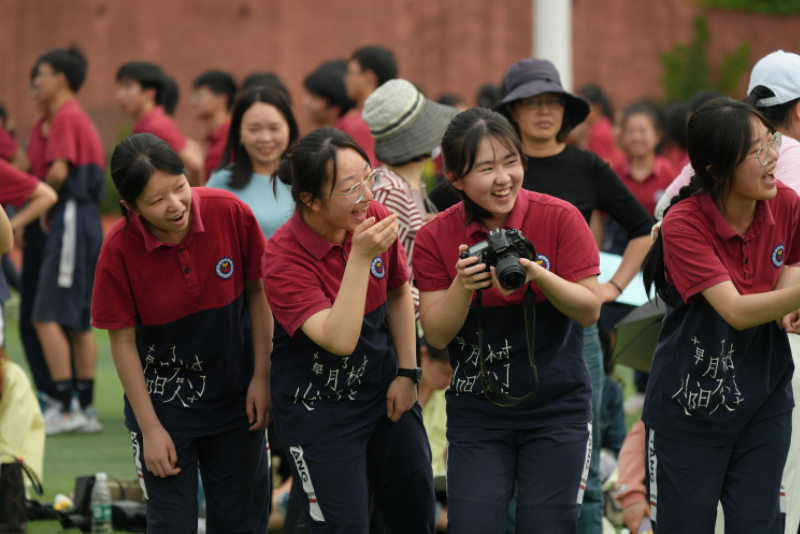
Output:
[330,168,381,203]
[518,96,565,110]
[746,131,782,166]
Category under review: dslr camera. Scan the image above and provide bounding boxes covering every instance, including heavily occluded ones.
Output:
[459,228,536,290]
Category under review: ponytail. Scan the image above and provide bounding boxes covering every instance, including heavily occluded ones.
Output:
[642,179,702,307]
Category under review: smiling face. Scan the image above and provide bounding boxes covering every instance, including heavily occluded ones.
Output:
[124,170,192,243]
[727,119,779,204]
[509,92,566,143]
[306,148,374,236]
[240,102,290,173]
[622,113,661,159]
[450,135,524,228]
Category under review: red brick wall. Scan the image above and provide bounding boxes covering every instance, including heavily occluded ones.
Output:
[1,0,799,152]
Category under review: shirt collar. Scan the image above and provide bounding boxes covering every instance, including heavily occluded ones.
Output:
[465,188,530,239]
[136,106,165,130]
[288,210,342,260]
[616,155,669,182]
[699,192,775,241]
[136,188,205,252]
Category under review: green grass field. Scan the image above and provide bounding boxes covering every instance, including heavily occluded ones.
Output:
[7,297,642,533]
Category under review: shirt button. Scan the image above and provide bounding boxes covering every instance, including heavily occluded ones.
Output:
[184,268,190,274]
[178,248,184,253]
[744,259,748,264]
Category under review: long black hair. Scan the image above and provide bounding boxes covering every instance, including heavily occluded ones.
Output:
[273,126,370,213]
[110,133,186,229]
[219,85,299,193]
[642,98,775,306]
[440,107,527,225]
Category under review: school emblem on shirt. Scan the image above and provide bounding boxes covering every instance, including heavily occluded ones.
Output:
[772,244,785,268]
[370,257,386,279]
[536,254,550,271]
[215,257,234,279]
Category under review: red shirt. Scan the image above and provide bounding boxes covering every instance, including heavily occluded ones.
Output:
[0,126,18,162]
[0,159,39,208]
[335,110,380,167]
[133,106,187,153]
[26,100,105,203]
[663,183,800,304]
[611,154,677,216]
[204,118,230,179]
[91,187,266,436]
[587,117,622,164]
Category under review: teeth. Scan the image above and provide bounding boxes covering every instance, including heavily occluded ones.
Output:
[492,189,510,197]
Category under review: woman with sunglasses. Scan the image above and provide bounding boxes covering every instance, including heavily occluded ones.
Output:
[495,58,653,533]
[262,126,435,534]
[641,98,799,532]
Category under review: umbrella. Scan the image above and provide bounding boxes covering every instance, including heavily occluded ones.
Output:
[612,297,666,373]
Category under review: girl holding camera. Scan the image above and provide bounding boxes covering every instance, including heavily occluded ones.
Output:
[414,108,602,533]
[262,126,435,534]
[641,98,799,532]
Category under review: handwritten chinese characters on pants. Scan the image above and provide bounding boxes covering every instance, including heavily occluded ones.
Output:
[144,344,207,408]
[672,337,743,416]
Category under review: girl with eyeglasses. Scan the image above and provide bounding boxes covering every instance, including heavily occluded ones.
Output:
[641,98,800,532]
[496,58,653,534]
[262,126,435,534]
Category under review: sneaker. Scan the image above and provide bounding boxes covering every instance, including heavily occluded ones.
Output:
[78,404,103,434]
[42,404,88,435]
[623,392,646,414]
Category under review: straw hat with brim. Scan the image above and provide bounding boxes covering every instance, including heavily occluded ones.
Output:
[363,79,459,166]
[493,58,590,128]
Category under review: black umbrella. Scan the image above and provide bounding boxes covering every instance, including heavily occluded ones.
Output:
[612,297,666,373]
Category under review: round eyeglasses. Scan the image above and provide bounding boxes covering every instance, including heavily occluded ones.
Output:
[746,131,782,166]
[330,168,382,203]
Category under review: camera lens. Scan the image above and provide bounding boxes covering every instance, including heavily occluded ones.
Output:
[495,255,527,290]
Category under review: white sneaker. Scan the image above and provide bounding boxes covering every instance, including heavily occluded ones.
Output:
[43,405,87,435]
[78,404,103,433]
[623,392,646,414]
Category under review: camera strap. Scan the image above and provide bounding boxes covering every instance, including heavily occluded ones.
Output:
[473,284,539,407]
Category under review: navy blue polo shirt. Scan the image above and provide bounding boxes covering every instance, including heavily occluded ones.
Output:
[413,188,601,429]
[91,188,267,437]
[642,184,800,446]
[263,201,409,446]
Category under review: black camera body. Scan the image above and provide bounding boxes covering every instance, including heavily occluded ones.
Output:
[459,228,536,290]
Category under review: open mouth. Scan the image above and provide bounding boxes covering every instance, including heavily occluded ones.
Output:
[492,188,511,198]
[169,212,186,224]
[352,207,368,220]
[763,168,777,186]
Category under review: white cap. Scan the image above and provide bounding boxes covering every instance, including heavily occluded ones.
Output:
[95,472,107,481]
[748,50,800,107]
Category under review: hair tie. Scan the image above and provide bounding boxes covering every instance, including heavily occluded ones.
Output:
[651,220,663,242]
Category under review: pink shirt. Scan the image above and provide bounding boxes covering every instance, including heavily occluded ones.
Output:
[656,135,800,220]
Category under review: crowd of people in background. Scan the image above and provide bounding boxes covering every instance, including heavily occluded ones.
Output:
[1,40,800,534]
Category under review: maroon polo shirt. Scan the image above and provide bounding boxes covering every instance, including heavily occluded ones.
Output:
[133,106,188,153]
[663,182,800,304]
[0,125,18,162]
[611,154,677,217]
[91,187,266,437]
[0,159,39,209]
[204,118,230,179]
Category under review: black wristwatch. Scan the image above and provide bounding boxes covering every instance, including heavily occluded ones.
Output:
[396,367,422,385]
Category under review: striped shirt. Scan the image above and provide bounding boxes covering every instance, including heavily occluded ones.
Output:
[373,167,427,318]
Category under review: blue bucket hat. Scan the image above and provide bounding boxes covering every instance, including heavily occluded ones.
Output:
[494,58,590,128]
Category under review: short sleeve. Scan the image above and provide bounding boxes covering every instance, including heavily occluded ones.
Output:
[91,252,139,330]
[656,164,692,221]
[554,207,601,282]
[412,223,452,292]
[0,127,18,161]
[146,120,187,153]
[775,140,800,195]
[45,113,78,166]
[235,200,267,279]
[595,160,653,238]
[662,223,730,303]
[264,266,332,338]
[0,160,39,209]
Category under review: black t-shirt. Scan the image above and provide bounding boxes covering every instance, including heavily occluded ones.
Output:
[523,145,652,238]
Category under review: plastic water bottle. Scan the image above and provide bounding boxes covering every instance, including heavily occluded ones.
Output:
[90,472,113,533]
